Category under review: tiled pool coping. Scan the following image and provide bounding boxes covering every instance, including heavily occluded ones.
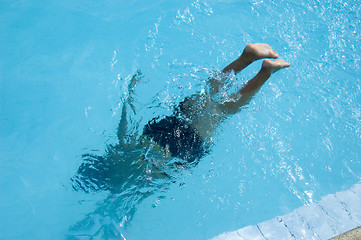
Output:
[330,226,361,240]
[211,183,361,240]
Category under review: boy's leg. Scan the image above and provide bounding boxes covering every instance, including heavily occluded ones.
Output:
[239,59,290,94]
[209,43,279,94]
[222,43,278,73]
[221,59,291,114]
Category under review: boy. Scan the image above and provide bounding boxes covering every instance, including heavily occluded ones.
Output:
[73,43,290,192]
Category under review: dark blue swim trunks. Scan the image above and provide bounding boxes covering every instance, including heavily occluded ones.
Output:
[143,116,205,163]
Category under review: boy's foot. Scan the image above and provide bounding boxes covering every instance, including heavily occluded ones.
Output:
[262,59,291,74]
[243,43,279,63]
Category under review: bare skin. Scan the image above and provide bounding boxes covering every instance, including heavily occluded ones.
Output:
[222,58,291,114]
[70,44,291,233]
[222,43,279,74]
[72,43,290,210]
[117,43,290,148]
[182,43,290,138]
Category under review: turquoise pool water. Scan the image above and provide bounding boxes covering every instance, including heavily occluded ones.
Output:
[0,0,360,239]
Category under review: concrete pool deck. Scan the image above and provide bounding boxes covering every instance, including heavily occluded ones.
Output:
[211,183,361,240]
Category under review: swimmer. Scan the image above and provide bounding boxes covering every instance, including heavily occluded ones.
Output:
[140,43,290,163]
[69,43,290,234]
[72,43,290,193]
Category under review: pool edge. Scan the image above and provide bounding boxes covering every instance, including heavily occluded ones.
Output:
[329,226,361,240]
[211,182,361,240]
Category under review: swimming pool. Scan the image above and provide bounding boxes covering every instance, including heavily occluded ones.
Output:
[0,0,360,239]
